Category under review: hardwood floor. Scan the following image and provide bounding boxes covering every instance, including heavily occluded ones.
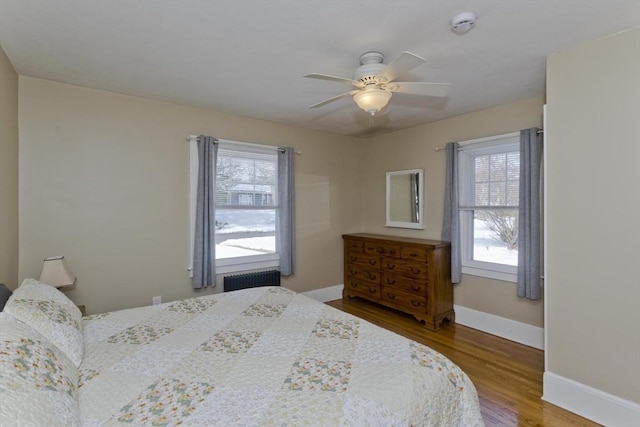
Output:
[327,297,599,427]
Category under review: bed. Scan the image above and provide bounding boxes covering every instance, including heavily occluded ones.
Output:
[1,279,484,426]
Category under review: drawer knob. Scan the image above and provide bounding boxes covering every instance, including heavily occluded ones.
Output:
[409,252,418,258]
[369,286,377,293]
[387,279,396,285]
[369,259,377,266]
[411,300,421,307]
[368,273,377,280]
[386,263,395,269]
[411,267,421,274]
[411,284,420,292]
[386,292,395,300]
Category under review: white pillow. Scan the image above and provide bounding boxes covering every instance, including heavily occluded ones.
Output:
[4,278,84,367]
[0,312,80,425]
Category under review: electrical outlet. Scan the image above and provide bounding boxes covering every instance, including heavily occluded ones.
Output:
[152,296,162,306]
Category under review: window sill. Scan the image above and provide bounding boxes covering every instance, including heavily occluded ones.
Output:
[187,257,279,277]
[216,259,279,275]
[462,266,517,283]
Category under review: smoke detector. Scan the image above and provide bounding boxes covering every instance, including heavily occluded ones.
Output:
[451,11,477,34]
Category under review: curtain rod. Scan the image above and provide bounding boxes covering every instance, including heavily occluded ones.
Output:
[434,129,543,152]
[186,135,301,155]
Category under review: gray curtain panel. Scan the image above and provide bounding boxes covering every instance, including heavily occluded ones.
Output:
[192,136,218,289]
[442,142,461,284]
[277,147,295,276]
[517,128,543,300]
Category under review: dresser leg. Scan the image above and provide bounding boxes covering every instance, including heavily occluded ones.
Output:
[433,313,455,330]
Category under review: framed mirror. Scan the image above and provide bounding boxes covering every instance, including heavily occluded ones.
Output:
[385,169,424,229]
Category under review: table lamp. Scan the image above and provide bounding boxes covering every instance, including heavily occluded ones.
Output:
[39,256,76,289]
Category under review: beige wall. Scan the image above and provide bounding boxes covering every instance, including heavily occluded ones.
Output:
[0,45,19,289]
[546,28,640,403]
[18,77,364,314]
[17,75,546,328]
[363,96,545,327]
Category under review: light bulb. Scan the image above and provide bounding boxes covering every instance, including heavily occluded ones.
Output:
[353,85,392,116]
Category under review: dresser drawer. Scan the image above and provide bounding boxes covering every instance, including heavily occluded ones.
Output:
[345,277,381,299]
[381,273,426,296]
[364,241,401,258]
[346,252,380,268]
[381,287,427,312]
[381,258,427,280]
[401,247,429,263]
[344,239,364,253]
[346,264,381,284]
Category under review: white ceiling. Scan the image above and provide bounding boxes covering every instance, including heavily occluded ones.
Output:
[1,1,639,138]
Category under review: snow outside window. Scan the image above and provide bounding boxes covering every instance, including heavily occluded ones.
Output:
[189,139,279,275]
[458,132,520,282]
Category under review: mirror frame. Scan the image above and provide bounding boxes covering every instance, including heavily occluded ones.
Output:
[385,168,424,230]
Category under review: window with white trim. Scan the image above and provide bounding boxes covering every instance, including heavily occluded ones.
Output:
[189,139,279,275]
[459,132,520,282]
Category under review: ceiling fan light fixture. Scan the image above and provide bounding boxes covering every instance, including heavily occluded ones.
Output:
[353,85,392,116]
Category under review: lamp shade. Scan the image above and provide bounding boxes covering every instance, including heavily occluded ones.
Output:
[353,85,392,116]
[39,256,76,288]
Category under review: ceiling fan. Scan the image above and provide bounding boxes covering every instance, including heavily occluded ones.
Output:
[304,51,450,116]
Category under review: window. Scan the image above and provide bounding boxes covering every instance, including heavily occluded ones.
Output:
[215,146,277,261]
[190,139,280,274]
[458,132,520,282]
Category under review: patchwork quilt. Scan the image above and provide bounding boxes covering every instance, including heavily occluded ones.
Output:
[79,287,484,426]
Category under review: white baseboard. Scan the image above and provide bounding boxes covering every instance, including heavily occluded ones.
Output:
[543,372,640,426]
[302,284,344,302]
[454,304,545,350]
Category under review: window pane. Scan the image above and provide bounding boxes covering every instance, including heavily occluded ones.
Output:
[489,153,506,181]
[215,209,275,259]
[473,209,518,266]
[475,182,489,205]
[475,155,490,182]
[490,182,506,205]
[254,159,276,182]
[216,151,277,207]
[507,152,520,180]
[506,179,519,205]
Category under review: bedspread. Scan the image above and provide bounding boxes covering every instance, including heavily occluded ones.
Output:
[79,287,483,426]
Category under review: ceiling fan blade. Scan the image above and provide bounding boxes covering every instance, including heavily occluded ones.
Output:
[387,82,451,97]
[308,91,357,108]
[303,73,361,87]
[381,52,426,82]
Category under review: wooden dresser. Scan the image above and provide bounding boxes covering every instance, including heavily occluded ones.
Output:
[343,233,454,330]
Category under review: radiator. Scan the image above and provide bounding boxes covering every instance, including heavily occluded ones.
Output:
[223,270,281,292]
